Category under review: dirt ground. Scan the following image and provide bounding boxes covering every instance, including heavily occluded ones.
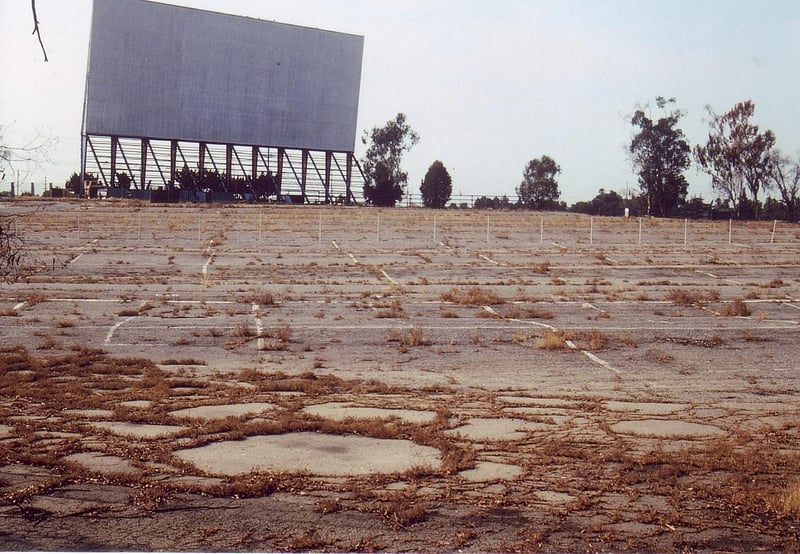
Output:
[1,200,799,552]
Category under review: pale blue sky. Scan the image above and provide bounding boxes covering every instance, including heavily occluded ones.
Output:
[1,0,798,203]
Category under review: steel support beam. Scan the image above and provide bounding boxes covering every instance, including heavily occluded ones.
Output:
[277,147,285,197]
[301,149,309,202]
[140,139,148,189]
[169,140,178,189]
[225,144,233,190]
[110,135,119,187]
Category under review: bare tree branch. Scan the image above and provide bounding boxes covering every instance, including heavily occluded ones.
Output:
[31,0,48,62]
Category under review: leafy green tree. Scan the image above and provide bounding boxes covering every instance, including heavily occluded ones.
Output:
[630,97,691,217]
[115,172,132,190]
[65,171,96,196]
[516,155,561,210]
[694,100,776,219]
[361,113,419,206]
[569,188,629,216]
[362,161,403,207]
[420,160,452,209]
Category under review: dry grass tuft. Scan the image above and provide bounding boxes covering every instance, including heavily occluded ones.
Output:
[720,298,751,317]
[387,326,428,347]
[441,286,504,306]
[242,289,275,306]
[779,481,800,517]
[233,322,256,338]
[537,330,569,350]
[665,288,713,307]
[375,298,404,318]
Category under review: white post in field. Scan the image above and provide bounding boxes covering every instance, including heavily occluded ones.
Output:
[376,213,380,242]
[771,219,777,243]
[684,218,688,245]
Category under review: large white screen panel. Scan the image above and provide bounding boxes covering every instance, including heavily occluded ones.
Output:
[85,0,363,152]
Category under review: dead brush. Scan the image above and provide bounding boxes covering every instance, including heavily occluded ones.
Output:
[242,289,275,306]
[778,481,800,517]
[38,334,57,350]
[374,298,404,318]
[665,288,718,307]
[536,329,628,351]
[379,489,430,529]
[537,330,569,350]
[387,326,428,347]
[720,297,751,317]
[440,286,504,306]
[257,324,293,351]
[232,322,256,338]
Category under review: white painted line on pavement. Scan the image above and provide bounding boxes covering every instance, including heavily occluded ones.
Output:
[381,269,398,285]
[581,350,622,375]
[105,316,135,345]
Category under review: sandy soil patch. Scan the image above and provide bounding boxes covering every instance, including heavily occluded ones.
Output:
[174,432,441,476]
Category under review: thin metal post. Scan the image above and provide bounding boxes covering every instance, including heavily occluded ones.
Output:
[540,216,544,244]
[684,218,688,245]
[486,215,490,243]
[638,217,642,245]
[771,219,777,243]
[376,213,381,242]
[729,218,732,244]
[318,211,322,243]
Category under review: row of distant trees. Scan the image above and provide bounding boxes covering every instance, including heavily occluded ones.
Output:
[360,101,799,221]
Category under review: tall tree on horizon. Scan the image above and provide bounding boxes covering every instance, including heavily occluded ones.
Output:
[694,100,776,219]
[420,160,452,209]
[516,155,561,210]
[361,113,419,207]
[629,96,691,218]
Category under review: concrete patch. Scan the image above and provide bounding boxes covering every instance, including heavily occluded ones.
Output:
[90,421,187,439]
[119,400,153,409]
[174,432,441,476]
[169,402,277,419]
[502,408,570,425]
[604,401,687,415]
[302,402,437,424]
[610,419,726,438]
[458,461,524,482]
[497,396,579,408]
[63,409,115,419]
[444,418,540,440]
[535,490,576,504]
[63,452,139,475]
